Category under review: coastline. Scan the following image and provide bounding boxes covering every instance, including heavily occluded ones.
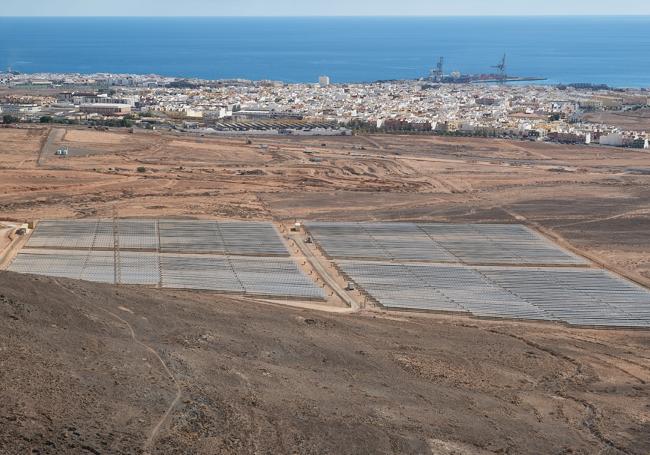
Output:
[1,16,650,87]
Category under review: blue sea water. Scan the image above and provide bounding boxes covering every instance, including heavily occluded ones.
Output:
[1,16,650,87]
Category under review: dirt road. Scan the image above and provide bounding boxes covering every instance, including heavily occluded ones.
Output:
[289,231,361,310]
[38,127,65,166]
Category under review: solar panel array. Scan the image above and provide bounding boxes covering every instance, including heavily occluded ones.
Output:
[306,222,650,328]
[482,268,650,328]
[157,220,290,256]
[26,220,100,249]
[304,222,456,262]
[338,261,551,320]
[81,250,115,284]
[119,220,158,250]
[419,224,585,265]
[24,219,292,256]
[306,222,585,265]
[219,222,290,256]
[11,220,650,325]
[158,254,322,298]
[8,219,325,300]
[160,254,241,292]
[8,249,87,280]
[338,261,650,327]
[230,256,326,299]
[94,221,115,249]
[120,252,160,285]
[158,220,223,254]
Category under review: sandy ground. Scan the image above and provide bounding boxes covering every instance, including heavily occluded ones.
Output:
[584,109,650,132]
[0,223,11,246]
[1,272,649,454]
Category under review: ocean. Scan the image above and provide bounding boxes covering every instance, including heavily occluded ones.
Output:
[1,16,650,87]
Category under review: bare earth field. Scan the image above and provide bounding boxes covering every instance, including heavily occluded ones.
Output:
[1,272,650,454]
[1,126,650,453]
[584,109,650,132]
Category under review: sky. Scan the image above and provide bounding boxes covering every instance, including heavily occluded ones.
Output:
[3,0,650,17]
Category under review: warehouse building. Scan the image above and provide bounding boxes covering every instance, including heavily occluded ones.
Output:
[79,103,132,116]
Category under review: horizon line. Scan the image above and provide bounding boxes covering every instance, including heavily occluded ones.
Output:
[3,14,650,18]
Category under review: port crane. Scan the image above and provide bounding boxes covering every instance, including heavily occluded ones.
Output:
[491,54,507,83]
[429,57,444,82]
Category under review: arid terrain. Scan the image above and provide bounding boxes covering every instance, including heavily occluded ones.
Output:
[1,125,650,454]
[1,272,650,454]
[2,125,650,285]
[584,109,650,132]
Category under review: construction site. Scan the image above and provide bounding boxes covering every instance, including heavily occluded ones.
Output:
[1,125,650,454]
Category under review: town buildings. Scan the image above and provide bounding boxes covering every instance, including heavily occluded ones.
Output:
[1,70,648,147]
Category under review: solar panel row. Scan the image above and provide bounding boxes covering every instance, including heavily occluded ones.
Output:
[10,219,324,300]
[159,220,290,256]
[9,249,326,300]
[306,222,585,265]
[26,219,290,256]
[482,268,650,328]
[338,260,650,327]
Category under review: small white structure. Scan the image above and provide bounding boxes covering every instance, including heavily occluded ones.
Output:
[600,132,624,147]
[318,75,330,88]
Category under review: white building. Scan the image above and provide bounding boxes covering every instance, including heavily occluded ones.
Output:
[0,104,42,114]
[599,132,624,147]
[318,76,330,88]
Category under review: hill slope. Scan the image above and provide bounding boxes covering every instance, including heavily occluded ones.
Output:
[1,271,649,454]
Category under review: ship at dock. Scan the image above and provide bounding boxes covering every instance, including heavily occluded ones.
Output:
[428,55,546,84]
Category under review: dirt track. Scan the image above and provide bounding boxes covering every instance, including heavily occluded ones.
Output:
[1,271,649,454]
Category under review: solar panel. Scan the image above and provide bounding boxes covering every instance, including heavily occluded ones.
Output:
[119,251,160,285]
[118,220,158,250]
[81,250,115,284]
[7,248,85,280]
[160,253,243,292]
[158,220,224,254]
[25,220,98,250]
[306,221,585,266]
[231,256,326,299]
